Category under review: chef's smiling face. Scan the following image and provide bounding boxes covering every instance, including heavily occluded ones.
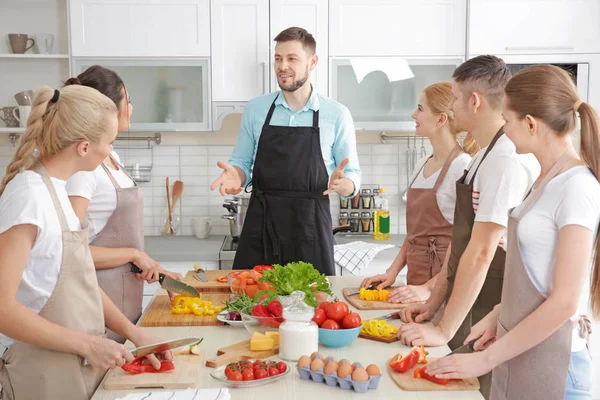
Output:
[411,92,442,137]
[274,40,317,92]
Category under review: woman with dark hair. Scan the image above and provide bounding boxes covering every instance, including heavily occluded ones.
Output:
[65,66,182,343]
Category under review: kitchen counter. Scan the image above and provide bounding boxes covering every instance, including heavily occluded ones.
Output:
[144,235,226,262]
[92,276,483,400]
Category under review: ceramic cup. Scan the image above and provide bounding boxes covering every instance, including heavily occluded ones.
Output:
[191,217,212,239]
[0,107,20,128]
[14,105,31,128]
[14,90,34,106]
[34,33,54,54]
[8,34,35,54]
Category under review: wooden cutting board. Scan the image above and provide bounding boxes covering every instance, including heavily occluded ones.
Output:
[140,294,230,327]
[342,287,422,310]
[358,331,399,343]
[389,358,479,391]
[103,354,203,390]
[183,268,232,292]
[205,339,279,368]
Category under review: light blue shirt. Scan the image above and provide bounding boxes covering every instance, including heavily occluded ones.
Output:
[229,89,362,197]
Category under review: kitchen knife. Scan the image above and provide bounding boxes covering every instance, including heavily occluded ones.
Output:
[445,338,478,356]
[347,284,378,296]
[131,265,200,297]
[129,337,202,358]
[193,264,208,282]
[369,311,400,321]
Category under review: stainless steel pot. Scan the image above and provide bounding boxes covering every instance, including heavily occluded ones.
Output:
[221,195,250,239]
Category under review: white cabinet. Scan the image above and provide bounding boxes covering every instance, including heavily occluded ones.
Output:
[329,0,466,57]
[211,0,270,102]
[73,59,211,131]
[469,0,600,55]
[69,0,210,57]
[269,0,329,96]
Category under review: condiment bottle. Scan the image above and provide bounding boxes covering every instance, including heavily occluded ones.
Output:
[279,291,318,361]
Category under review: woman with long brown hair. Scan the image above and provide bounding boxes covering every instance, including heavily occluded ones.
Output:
[0,86,171,400]
[361,82,479,303]
[425,64,598,400]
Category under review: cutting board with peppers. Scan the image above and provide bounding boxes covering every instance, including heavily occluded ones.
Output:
[358,332,400,344]
[103,354,203,390]
[389,357,479,391]
[140,294,230,327]
[342,287,420,310]
[183,268,231,292]
[205,339,279,368]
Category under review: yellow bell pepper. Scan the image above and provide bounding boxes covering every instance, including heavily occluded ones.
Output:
[360,319,399,338]
[359,287,390,301]
[170,295,225,316]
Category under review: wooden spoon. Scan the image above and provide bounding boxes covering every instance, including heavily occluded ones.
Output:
[170,180,184,213]
[164,177,173,234]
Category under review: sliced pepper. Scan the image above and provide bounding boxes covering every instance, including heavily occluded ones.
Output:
[216,276,229,283]
[122,357,176,374]
[414,366,449,385]
[389,348,419,373]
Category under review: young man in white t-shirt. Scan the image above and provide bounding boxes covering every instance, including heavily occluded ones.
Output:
[397,55,540,397]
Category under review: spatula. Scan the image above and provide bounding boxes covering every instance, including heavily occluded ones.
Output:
[170,180,184,214]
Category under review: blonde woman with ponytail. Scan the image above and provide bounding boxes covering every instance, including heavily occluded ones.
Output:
[361,82,477,304]
[426,64,599,400]
[0,86,171,400]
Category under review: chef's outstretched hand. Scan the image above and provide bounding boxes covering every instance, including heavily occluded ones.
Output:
[210,161,244,196]
[324,158,353,196]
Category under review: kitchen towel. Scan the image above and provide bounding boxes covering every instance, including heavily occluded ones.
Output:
[116,388,230,400]
[334,241,394,275]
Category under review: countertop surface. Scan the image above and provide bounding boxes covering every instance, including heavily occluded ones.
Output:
[92,276,483,400]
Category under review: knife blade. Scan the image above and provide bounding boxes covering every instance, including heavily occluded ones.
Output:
[369,311,400,321]
[445,338,478,356]
[131,265,200,297]
[347,284,378,296]
[129,337,201,358]
[193,266,208,282]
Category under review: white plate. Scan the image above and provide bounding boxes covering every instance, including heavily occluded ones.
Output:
[217,311,245,327]
[210,360,290,388]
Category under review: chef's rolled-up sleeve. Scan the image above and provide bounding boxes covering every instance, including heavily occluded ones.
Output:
[333,106,361,198]
[228,104,256,187]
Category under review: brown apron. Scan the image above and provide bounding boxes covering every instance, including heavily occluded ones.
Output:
[92,156,144,343]
[0,164,106,400]
[446,128,506,398]
[406,144,464,285]
[491,153,591,400]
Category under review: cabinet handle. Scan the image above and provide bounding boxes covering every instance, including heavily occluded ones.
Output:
[505,46,575,51]
[260,62,267,94]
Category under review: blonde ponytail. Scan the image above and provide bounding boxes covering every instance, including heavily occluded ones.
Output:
[0,85,117,197]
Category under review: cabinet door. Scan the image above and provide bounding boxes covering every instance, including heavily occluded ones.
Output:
[329,0,466,57]
[270,0,329,96]
[69,0,210,57]
[211,0,270,102]
[469,0,600,55]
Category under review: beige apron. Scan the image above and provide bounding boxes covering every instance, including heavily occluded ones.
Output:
[491,153,591,400]
[0,164,106,400]
[406,144,464,285]
[446,128,506,398]
[92,156,144,343]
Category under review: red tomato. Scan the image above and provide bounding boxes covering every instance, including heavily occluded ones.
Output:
[312,309,327,327]
[225,363,239,378]
[229,370,243,381]
[342,312,362,329]
[242,369,255,381]
[254,368,268,379]
[326,301,350,322]
[276,362,287,373]
[321,319,341,330]
[268,367,280,377]
[318,302,332,313]
[253,360,264,368]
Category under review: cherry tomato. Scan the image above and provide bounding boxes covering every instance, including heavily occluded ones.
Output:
[276,362,287,373]
[312,309,327,327]
[342,312,362,329]
[326,301,350,322]
[242,369,255,381]
[268,367,280,377]
[254,368,268,379]
[321,319,341,330]
[229,370,243,381]
[253,360,264,368]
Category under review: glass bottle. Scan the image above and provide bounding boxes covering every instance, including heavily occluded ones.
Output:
[373,187,390,240]
[279,291,318,361]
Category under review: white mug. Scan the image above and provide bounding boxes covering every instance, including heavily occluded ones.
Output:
[191,217,212,239]
[35,34,54,54]
[14,105,31,128]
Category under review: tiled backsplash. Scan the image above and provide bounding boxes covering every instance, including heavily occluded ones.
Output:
[0,141,432,236]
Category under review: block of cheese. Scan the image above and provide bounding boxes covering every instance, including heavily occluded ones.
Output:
[265,331,280,346]
[250,332,274,351]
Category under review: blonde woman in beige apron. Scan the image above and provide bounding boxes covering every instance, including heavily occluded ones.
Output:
[361,82,477,304]
[425,65,599,400]
[65,67,182,343]
[0,86,172,400]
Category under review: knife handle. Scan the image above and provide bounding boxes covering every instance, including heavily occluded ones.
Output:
[466,338,478,352]
[131,265,165,284]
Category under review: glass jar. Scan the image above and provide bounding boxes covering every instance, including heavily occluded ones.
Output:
[350,193,361,209]
[361,189,372,209]
[160,208,180,237]
[339,211,349,226]
[349,212,360,232]
[279,291,318,361]
[361,211,372,232]
[339,196,349,209]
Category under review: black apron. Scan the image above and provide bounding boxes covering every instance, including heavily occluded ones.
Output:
[232,95,335,275]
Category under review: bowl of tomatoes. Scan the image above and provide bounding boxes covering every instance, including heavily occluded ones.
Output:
[210,359,290,388]
[312,301,362,348]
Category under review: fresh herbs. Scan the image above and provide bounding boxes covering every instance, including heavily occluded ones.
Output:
[258,261,333,307]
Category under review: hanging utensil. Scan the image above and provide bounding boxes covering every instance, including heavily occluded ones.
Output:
[162,177,175,235]
[420,137,427,158]
[170,180,184,214]
[411,136,418,172]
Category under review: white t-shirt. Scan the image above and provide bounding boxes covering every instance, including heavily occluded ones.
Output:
[409,152,472,224]
[465,134,541,249]
[66,151,135,242]
[512,166,600,352]
[0,171,81,349]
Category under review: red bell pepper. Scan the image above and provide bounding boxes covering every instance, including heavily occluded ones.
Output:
[253,265,274,273]
[389,348,420,373]
[414,366,449,385]
[266,300,283,318]
[121,357,176,374]
[251,304,281,328]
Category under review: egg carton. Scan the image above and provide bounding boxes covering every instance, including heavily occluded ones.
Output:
[296,356,380,393]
